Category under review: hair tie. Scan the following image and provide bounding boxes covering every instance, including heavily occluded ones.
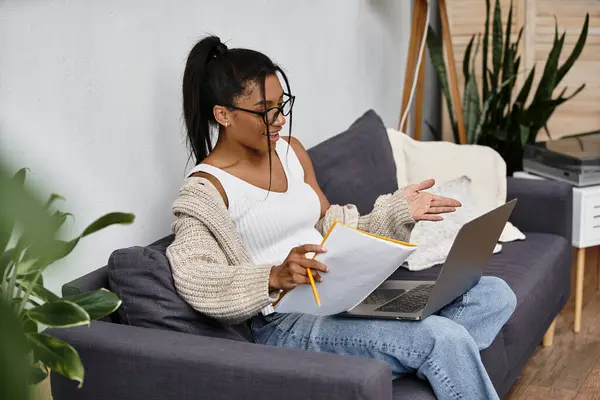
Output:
[208,42,228,64]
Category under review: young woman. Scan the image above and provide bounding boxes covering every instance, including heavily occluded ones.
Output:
[166,36,517,400]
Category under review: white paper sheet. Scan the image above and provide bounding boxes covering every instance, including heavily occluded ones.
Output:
[275,223,417,316]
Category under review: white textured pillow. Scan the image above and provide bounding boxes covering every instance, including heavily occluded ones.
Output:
[405,176,502,271]
[387,128,525,243]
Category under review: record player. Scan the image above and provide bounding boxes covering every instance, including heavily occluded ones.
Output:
[522,131,600,187]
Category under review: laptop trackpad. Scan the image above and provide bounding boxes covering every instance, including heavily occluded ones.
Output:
[361,289,406,306]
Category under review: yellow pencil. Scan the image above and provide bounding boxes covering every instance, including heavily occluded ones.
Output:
[300,223,336,308]
[306,267,321,307]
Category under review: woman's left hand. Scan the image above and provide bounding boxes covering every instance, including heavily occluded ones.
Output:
[403,178,462,222]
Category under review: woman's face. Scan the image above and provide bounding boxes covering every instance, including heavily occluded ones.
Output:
[223,74,287,153]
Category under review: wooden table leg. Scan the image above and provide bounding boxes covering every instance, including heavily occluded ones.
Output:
[542,318,556,347]
[574,247,586,333]
[597,246,600,291]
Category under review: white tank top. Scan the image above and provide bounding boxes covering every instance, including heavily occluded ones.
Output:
[187,140,324,314]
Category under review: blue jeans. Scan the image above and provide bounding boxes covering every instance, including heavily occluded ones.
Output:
[251,276,517,400]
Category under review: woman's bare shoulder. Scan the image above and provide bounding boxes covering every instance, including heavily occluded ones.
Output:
[189,171,229,208]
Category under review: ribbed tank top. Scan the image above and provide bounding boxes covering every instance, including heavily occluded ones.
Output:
[187,139,324,314]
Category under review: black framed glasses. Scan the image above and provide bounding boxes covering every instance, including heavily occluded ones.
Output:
[225,93,295,126]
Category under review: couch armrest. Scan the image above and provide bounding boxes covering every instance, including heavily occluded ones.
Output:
[48,321,392,400]
[506,176,573,242]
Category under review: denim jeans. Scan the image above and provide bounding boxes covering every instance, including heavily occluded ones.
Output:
[251,276,517,400]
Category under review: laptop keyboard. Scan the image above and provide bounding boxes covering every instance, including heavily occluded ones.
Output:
[362,289,406,305]
[373,284,435,313]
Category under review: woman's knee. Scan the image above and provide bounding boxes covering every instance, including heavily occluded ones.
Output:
[421,316,478,353]
[481,276,517,316]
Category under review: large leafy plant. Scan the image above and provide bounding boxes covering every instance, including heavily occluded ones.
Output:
[0,166,134,400]
[427,0,589,174]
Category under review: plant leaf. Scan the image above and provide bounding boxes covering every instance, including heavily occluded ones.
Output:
[482,0,490,99]
[515,66,536,106]
[30,363,48,385]
[424,121,442,141]
[473,76,517,144]
[0,299,31,400]
[44,193,65,210]
[81,212,135,238]
[34,238,80,269]
[63,288,122,320]
[514,26,524,51]
[519,124,530,147]
[15,258,40,278]
[473,97,494,145]
[25,299,90,328]
[498,46,517,130]
[51,210,72,234]
[16,280,59,303]
[527,83,586,137]
[532,22,565,104]
[0,165,57,266]
[0,215,13,256]
[12,168,28,186]
[0,170,26,255]
[426,25,459,143]
[464,73,482,144]
[502,0,514,84]
[0,247,16,284]
[26,332,84,387]
[556,13,589,87]
[491,0,503,90]
[471,33,481,74]
[462,35,475,93]
[22,313,38,333]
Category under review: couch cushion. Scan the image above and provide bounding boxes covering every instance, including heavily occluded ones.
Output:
[307,109,398,214]
[107,235,254,342]
[390,232,571,395]
[392,376,436,399]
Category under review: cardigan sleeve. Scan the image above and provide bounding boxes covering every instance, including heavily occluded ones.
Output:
[315,189,415,243]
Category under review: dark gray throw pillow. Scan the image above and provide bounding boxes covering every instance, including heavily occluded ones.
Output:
[107,235,254,343]
[307,109,398,214]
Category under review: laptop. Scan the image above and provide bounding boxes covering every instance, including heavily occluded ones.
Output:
[341,199,517,321]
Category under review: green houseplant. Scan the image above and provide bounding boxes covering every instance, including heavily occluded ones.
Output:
[0,166,134,400]
[426,0,589,175]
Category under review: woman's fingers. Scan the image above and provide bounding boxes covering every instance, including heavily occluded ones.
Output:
[292,244,328,256]
[427,206,456,214]
[416,214,444,221]
[289,262,326,284]
[296,258,328,273]
[415,178,436,192]
[431,195,462,208]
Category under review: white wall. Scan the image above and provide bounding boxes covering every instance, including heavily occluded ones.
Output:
[0,0,411,294]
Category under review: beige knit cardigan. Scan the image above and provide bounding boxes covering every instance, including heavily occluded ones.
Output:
[166,177,415,325]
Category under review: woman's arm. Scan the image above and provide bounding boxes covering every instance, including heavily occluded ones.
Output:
[286,136,459,242]
[167,215,274,325]
[286,136,414,241]
[166,179,275,325]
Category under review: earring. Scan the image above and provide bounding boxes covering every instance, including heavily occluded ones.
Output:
[225,122,229,128]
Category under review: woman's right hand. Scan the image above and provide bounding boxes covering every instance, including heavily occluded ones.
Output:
[269,244,329,291]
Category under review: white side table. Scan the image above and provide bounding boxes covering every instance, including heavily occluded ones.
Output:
[514,171,600,333]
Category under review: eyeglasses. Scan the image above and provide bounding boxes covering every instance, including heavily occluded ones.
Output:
[225,93,295,126]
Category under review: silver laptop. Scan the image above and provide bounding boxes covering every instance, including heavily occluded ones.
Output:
[341,199,517,321]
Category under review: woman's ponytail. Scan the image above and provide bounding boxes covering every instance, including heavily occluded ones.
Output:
[182,36,228,165]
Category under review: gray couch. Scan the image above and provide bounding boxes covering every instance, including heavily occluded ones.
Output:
[49,110,573,399]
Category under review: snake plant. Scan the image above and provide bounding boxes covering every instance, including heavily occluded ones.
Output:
[0,165,134,400]
[426,0,589,174]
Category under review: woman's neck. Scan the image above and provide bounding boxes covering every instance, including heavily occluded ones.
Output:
[210,132,275,168]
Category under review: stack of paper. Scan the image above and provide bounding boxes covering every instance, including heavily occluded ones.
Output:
[275,222,417,316]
